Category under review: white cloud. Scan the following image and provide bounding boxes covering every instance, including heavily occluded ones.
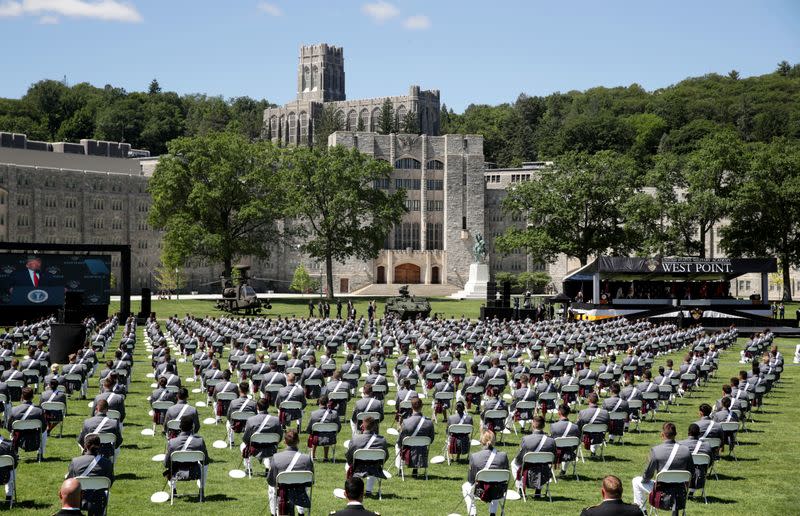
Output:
[0,0,142,22]
[37,14,58,23]
[361,1,398,23]
[403,14,430,30]
[257,2,282,17]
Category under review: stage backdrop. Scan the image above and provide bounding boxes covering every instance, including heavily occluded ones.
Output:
[0,253,111,307]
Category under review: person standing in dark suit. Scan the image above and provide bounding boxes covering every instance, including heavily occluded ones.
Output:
[52,478,84,515]
[330,477,378,516]
[580,475,643,516]
[9,255,59,292]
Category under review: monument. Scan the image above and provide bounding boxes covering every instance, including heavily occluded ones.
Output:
[451,234,490,299]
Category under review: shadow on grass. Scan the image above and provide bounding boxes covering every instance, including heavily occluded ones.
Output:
[14,500,50,510]
[370,492,414,500]
[181,493,237,503]
[701,495,738,505]
[712,472,744,481]
[115,472,145,480]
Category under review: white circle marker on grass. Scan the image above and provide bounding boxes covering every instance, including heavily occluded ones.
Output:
[141,428,155,436]
[146,373,155,379]
[203,417,216,425]
[505,490,521,501]
[343,440,351,449]
[502,394,512,401]
[228,469,246,479]
[387,399,397,406]
[195,401,206,408]
[151,454,165,462]
[471,439,481,446]
[383,469,393,479]
[212,440,228,449]
[185,377,195,383]
[430,455,446,464]
[192,388,202,394]
[151,491,170,503]
[386,428,399,436]
[333,488,346,500]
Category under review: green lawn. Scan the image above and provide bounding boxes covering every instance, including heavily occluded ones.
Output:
[8,318,800,515]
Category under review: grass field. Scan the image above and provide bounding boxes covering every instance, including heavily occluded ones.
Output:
[8,303,800,515]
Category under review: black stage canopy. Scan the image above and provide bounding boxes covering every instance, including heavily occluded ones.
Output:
[564,256,777,283]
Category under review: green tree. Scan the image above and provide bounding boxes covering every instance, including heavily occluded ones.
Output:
[497,150,638,266]
[728,70,740,81]
[377,98,394,134]
[356,116,365,132]
[400,110,419,134]
[153,263,187,294]
[22,79,70,140]
[517,271,552,293]
[282,145,406,298]
[148,132,286,277]
[776,60,791,76]
[314,105,343,147]
[721,138,800,301]
[682,129,747,257]
[494,271,516,287]
[289,264,319,293]
[148,78,162,95]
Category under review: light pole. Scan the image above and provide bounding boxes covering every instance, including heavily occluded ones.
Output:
[174,267,180,300]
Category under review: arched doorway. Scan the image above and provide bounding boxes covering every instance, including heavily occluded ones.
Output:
[376,266,386,284]
[431,266,440,285]
[394,263,421,284]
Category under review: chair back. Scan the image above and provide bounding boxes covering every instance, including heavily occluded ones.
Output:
[286,367,303,375]
[719,422,739,433]
[230,410,253,422]
[276,470,313,486]
[353,448,386,462]
[41,401,66,413]
[152,401,175,411]
[609,411,626,420]
[280,401,303,411]
[166,419,182,432]
[328,391,349,401]
[303,378,323,388]
[216,391,237,402]
[76,475,111,491]
[691,453,711,466]
[465,386,483,395]
[403,436,432,448]
[11,419,41,431]
[483,409,508,420]
[0,455,14,469]
[702,437,721,449]
[251,432,281,445]
[515,400,536,411]
[311,422,339,434]
[560,385,578,394]
[450,367,467,376]
[356,411,381,423]
[88,432,117,446]
[538,392,557,402]
[105,410,122,421]
[655,470,691,484]
[448,423,473,436]
[171,450,205,465]
[434,391,454,401]
[582,423,607,435]
[554,436,580,448]
[522,451,554,465]
[6,380,24,389]
[475,468,510,484]
[627,399,642,410]
[641,391,658,401]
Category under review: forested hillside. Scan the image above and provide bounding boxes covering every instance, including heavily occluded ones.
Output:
[442,61,800,168]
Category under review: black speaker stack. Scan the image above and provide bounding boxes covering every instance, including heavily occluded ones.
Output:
[63,291,84,324]
[137,288,152,322]
[486,281,497,307]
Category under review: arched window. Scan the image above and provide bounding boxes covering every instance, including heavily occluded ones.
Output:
[395,158,421,169]
[311,65,318,90]
[347,110,357,131]
[269,116,277,139]
[287,112,297,144]
[359,108,369,130]
[299,112,308,143]
[303,66,310,92]
[370,107,381,132]
[426,160,444,170]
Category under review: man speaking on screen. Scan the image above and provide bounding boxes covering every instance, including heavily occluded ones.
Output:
[9,255,57,293]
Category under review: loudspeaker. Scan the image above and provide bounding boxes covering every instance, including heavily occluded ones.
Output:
[63,291,84,324]
[50,323,86,363]
[502,281,511,308]
[140,288,151,316]
[486,281,497,307]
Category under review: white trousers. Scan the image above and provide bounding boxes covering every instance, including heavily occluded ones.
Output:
[631,475,653,508]
[267,485,308,515]
[462,481,499,516]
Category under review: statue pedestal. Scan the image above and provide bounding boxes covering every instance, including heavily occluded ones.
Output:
[451,263,489,300]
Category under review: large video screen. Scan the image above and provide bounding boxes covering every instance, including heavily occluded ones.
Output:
[0,253,111,307]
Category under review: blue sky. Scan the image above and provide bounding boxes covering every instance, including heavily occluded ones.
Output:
[1,0,798,112]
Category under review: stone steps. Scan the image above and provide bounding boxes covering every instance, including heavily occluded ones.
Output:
[349,283,460,297]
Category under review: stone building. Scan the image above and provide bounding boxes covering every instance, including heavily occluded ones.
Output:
[263,44,441,146]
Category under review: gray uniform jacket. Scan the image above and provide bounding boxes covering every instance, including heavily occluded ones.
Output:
[514,430,555,466]
[77,413,123,449]
[275,384,307,421]
[67,452,115,484]
[468,447,510,484]
[398,413,435,468]
[163,401,200,434]
[93,391,126,422]
[306,408,340,446]
[346,431,389,478]
[267,447,314,487]
[243,412,283,459]
[351,396,384,423]
[227,396,257,419]
[642,440,693,482]
[164,431,209,480]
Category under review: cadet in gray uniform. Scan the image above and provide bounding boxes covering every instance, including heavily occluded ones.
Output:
[243,397,283,467]
[163,388,200,437]
[462,430,510,516]
[678,423,713,496]
[513,416,555,495]
[577,393,610,455]
[631,422,693,511]
[77,399,123,460]
[350,384,384,436]
[305,394,340,461]
[40,378,68,432]
[550,405,580,474]
[396,397,435,476]
[267,430,314,515]
[226,382,257,436]
[446,402,474,460]
[0,430,17,503]
[66,434,114,516]
[346,416,388,495]
[164,415,209,497]
[275,373,307,430]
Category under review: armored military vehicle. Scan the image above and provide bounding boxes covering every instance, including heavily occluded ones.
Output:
[214,266,271,315]
[384,285,431,320]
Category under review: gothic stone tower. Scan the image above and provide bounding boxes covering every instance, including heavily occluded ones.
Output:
[297,44,345,102]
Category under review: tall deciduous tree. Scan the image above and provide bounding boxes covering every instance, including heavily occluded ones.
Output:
[682,129,747,257]
[497,150,638,266]
[282,145,406,297]
[721,138,800,301]
[314,105,343,147]
[148,132,285,277]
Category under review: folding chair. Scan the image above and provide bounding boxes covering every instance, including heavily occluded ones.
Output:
[657,386,673,412]
[578,379,596,403]
[648,470,691,516]
[472,469,510,516]
[560,385,579,406]
[62,374,83,397]
[690,452,711,504]
[537,392,558,421]
[464,386,484,412]
[327,391,349,421]
[581,423,608,461]
[718,421,739,461]
[261,384,282,406]
[168,450,206,504]
[353,448,386,499]
[5,380,24,402]
[446,423,473,465]
[310,422,339,463]
[21,371,40,392]
[626,399,642,432]
[641,392,659,421]
[0,455,16,507]
[151,400,175,432]
[520,451,555,502]
[303,378,323,399]
[215,391,237,422]
[433,391,455,422]
[608,411,627,444]
[483,409,509,444]
[285,366,302,375]
[87,432,118,464]
[513,401,536,433]
[279,400,303,430]
[399,435,432,481]
[274,470,314,516]
[105,409,122,421]
[76,475,111,516]
[246,432,281,477]
[227,411,253,448]
[41,401,67,437]
[11,419,43,462]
